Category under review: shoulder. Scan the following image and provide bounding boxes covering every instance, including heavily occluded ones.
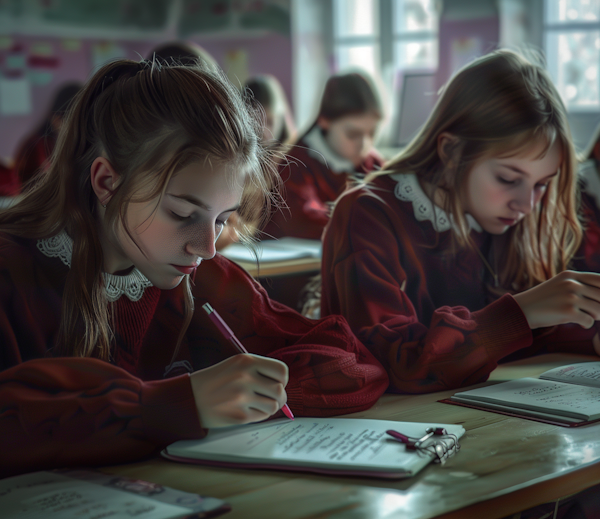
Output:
[192,254,258,294]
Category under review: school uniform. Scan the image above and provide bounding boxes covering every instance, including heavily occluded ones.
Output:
[263,125,384,240]
[573,159,600,273]
[0,231,388,477]
[321,173,597,394]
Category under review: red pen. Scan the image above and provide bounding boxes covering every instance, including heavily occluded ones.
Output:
[202,302,294,420]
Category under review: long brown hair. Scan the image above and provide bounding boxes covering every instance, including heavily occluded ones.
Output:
[373,49,581,292]
[0,58,279,360]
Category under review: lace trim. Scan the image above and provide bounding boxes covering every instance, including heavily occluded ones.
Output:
[303,125,356,173]
[37,230,153,302]
[391,173,482,233]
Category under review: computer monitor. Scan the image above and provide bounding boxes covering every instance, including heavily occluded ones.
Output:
[394,72,437,148]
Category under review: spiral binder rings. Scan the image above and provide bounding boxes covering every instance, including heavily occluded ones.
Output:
[386,426,461,465]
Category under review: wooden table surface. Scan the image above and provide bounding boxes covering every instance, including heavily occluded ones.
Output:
[102,353,600,519]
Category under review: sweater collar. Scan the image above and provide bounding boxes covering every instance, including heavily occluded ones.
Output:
[391,172,482,233]
[303,125,356,173]
[37,230,153,302]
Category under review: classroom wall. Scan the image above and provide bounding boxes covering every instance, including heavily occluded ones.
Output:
[0,1,293,162]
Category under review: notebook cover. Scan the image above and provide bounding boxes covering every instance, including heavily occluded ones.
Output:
[161,451,414,480]
[439,398,600,428]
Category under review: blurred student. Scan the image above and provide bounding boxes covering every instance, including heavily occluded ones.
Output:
[0,59,388,477]
[573,123,600,273]
[321,49,600,395]
[13,82,82,188]
[263,71,384,240]
[147,40,218,71]
[244,74,296,145]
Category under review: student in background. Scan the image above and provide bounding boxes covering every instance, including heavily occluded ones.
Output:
[0,59,388,477]
[244,74,296,145]
[263,71,385,240]
[573,123,600,273]
[321,49,600,395]
[147,40,218,71]
[13,82,82,189]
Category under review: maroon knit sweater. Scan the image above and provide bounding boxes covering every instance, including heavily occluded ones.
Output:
[0,233,388,477]
[321,174,598,394]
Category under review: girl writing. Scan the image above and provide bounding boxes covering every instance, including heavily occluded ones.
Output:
[263,71,384,240]
[0,59,388,477]
[321,49,600,394]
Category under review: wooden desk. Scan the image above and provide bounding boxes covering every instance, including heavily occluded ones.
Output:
[230,256,320,278]
[102,353,600,519]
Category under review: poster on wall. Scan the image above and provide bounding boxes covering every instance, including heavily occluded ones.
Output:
[92,41,126,71]
[0,78,32,116]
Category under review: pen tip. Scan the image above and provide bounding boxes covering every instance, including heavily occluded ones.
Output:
[202,303,213,314]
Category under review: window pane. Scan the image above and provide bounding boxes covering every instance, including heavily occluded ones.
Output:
[336,44,378,76]
[394,0,438,33]
[547,31,600,108]
[546,0,600,24]
[395,39,437,69]
[334,0,376,37]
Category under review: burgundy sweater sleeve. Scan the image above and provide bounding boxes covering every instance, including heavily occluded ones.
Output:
[264,157,330,240]
[190,256,389,416]
[321,191,540,394]
[0,358,203,477]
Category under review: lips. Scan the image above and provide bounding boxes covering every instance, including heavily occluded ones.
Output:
[171,264,197,275]
[498,217,517,226]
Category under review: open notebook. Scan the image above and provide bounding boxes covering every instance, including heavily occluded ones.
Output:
[163,417,465,479]
[444,361,600,427]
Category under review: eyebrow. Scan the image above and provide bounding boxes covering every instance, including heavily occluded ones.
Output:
[168,194,240,213]
[499,164,558,179]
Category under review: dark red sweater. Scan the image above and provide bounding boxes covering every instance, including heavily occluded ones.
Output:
[263,128,384,240]
[321,173,597,394]
[0,233,388,477]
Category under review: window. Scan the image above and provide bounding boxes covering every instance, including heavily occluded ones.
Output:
[333,0,438,77]
[545,0,600,110]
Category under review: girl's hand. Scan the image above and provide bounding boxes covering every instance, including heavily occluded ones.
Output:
[513,271,600,330]
[189,354,289,428]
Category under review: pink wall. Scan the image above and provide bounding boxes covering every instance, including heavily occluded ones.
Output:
[0,33,292,162]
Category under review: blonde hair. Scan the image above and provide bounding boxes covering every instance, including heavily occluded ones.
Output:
[0,58,279,360]
[372,49,581,292]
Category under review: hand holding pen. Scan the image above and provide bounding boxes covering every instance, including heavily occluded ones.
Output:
[195,303,294,424]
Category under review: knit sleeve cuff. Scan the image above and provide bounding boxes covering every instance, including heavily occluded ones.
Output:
[472,293,533,359]
[140,374,205,444]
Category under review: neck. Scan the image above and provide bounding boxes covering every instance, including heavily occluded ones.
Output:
[97,210,134,275]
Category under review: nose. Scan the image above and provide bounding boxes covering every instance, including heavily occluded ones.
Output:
[509,186,536,216]
[185,224,217,260]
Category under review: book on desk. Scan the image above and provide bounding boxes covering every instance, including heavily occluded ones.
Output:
[163,417,465,479]
[219,238,321,278]
[443,361,600,427]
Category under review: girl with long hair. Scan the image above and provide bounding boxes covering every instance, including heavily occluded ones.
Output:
[264,71,384,240]
[0,58,388,477]
[321,49,600,393]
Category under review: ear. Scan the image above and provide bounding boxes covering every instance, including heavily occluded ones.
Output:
[437,132,460,167]
[90,157,119,207]
[317,116,330,131]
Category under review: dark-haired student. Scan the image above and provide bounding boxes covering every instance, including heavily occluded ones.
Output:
[263,71,385,240]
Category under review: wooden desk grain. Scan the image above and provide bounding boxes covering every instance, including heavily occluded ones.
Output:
[102,353,600,519]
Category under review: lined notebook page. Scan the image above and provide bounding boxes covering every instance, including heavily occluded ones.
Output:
[166,418,465,475]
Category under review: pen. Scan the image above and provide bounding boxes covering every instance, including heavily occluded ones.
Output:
[202,302,294,420]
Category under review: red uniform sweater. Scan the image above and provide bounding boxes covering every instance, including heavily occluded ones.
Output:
[321,173,597,394]
[263,127,384,240]
[0,233,388,477]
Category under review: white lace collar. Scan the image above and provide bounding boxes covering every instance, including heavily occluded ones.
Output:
[37,230,153,302]
[303,125,356,174]
[391,172,482,233]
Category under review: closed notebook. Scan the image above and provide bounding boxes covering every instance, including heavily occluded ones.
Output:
[444,361,600,427]
[163,417,465,479]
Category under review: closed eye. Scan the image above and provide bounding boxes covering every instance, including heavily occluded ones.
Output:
[170,211,191,221]
[497,176,516,185]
